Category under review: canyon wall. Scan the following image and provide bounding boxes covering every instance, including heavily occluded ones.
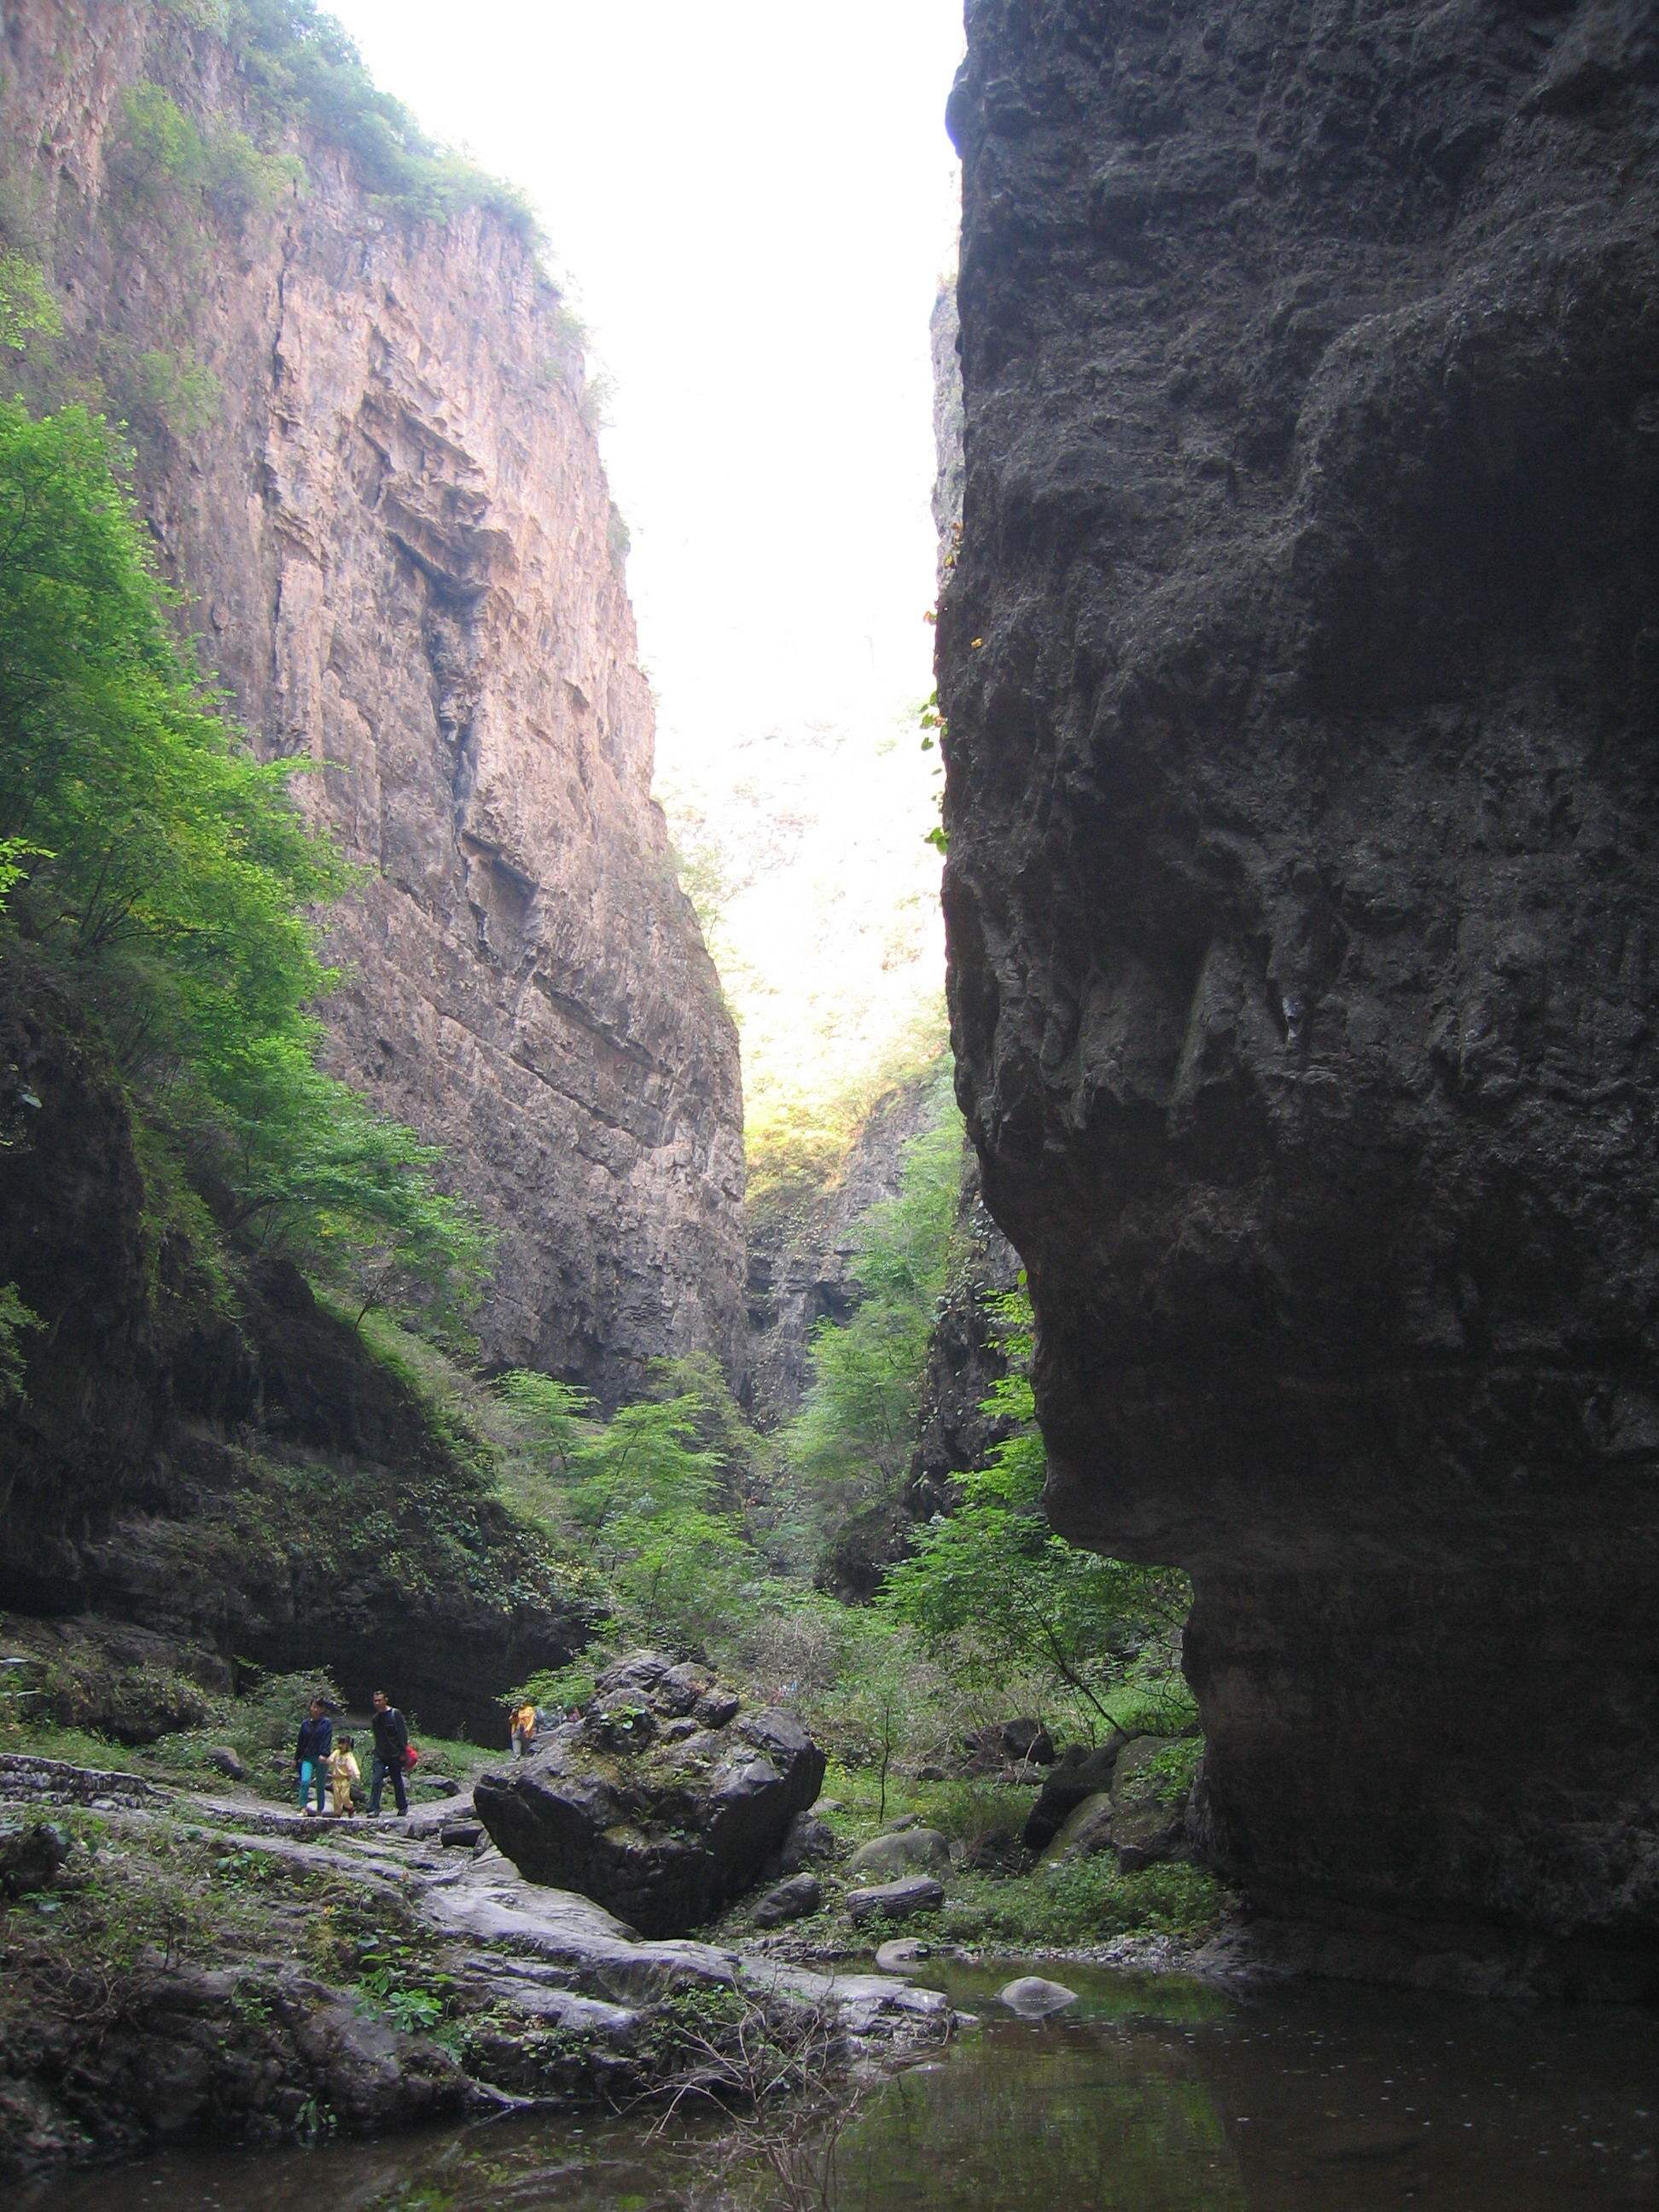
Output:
[2,0,744,1400]
[941,0,1659,1979]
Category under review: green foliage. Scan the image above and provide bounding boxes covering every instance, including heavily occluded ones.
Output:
[110,83,207,201]
[222,0,543,241]
[565,1394,753,1647]
[495,1370,595,1474]
[112,344,223,439]
[0,252,61,353]
[225,1665,345,1764]
[943,1859,1230,1947]
[0,1281,39,1406]
[0,399,489,1327]
[202,126,307,221]
[880,1291,1191,1736]
[107,79,302,230]
[505,1657,605,1717]
[783,1075,963,1557]
[577,366,616,433]
[1142,1736,1205,1807]
[158,0,236,30]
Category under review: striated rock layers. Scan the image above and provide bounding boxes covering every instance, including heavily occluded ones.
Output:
[2,0,743,1397]
[941,0,1659,1977]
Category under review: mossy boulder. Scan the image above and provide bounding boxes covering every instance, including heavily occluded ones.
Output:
[473,1653,826,1938]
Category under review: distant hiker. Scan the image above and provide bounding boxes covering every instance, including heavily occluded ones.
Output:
[510,1700,539,1758]
[294,1697,333,1815]
[329,1733,362,1817]
[368,1688,410,1816]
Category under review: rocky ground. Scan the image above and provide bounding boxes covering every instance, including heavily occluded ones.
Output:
[0,1752,952,2177]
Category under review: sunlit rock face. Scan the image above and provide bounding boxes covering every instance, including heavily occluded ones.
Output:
[940,0,1659,1971]
[3,0,744,1398]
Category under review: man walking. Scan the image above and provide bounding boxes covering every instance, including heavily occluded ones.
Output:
[294,1695,333,1815]
[368,1687,410,1817]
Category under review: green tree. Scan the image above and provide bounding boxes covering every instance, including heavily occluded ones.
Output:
[0,398,487,1326]
[783,1080,963,1553]
[881,1294,1191,1736]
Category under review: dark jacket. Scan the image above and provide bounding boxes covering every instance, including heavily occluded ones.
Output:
[370,1706,408,1766]
[295,1713,334,1767]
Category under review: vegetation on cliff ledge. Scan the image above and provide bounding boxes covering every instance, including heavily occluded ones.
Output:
[0,397,488,1336]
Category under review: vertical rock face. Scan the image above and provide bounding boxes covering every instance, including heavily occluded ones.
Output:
[3,0,744,1397]
[942,0,1659,1967]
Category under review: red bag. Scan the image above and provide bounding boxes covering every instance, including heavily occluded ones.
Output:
[403,1742,420,1771]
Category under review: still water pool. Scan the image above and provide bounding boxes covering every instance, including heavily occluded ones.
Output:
[20,1958,1659,2211]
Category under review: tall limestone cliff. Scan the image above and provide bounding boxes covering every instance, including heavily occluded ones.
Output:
[942,0,1659,1980]
[2,0,744,1400]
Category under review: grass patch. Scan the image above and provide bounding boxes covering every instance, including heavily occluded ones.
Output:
[942,1860,1230,1948]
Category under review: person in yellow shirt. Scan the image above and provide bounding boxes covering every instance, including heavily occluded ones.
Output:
[509,1701,539,1758]
[328,1733,362,1816]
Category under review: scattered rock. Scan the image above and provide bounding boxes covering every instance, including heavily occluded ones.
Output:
[204,1747,247,1783]
[998,1976,1079,2017]
[874,1938,933,1972]
[846,1877,945,1927]
[753,1875,822,1928]
[1022,1735,1131,1852]
[1041,1790,1116,1864]
[776,1810,839,1874]
[439,1821,485,1850]
[409,1775,461,1800]
[0,1817,68,1898]
[473,1653,826,1938]
[876,1813,920,1833]
[848,1828,952,1883]
[966,1718,1055,1769]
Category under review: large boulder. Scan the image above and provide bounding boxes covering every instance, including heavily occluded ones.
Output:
[0,1818,68,1899]
[473,1654,826,1938]
[847,1827,952,1882]
[964,1717,1055,1770]
[1022,1734,1131,1853]
[847,1877,945,1928]
[1041,1790,1116,1866]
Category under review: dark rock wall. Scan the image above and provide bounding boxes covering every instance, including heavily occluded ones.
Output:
[2,0,745,1400]
[0,948,586,1739]
[940,0,1659,1964]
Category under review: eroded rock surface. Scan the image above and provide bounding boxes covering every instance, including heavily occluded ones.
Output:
[941,0,1659,1966]
[1,0,743,1398]
[474,1654,827,1938]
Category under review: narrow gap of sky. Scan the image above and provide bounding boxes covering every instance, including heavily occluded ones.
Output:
[326,0,966,769]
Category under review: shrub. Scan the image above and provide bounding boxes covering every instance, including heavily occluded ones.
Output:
[117,346,224,439]
[202,127,306,221]
[0,252,61,352]
[0,1282,40,1405]
[109,84,207,202]
[945,1859,1230,1947]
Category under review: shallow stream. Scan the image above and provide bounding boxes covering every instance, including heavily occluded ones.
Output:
[20,1958,1659,2211]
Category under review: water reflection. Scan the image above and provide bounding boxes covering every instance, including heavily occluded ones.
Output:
[20,1961,1659,2212]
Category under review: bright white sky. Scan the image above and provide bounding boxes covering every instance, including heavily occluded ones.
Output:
[329,4,966,1124]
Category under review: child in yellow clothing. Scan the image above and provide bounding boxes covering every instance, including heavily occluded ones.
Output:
[328,1735,362,1817]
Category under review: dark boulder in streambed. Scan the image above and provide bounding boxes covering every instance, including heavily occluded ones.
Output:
[473,1652,826,1939]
